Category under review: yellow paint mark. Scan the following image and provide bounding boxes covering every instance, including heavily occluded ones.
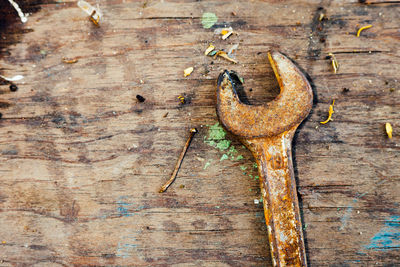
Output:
[357,25,372,37]
[183,67,194,77]
[386,123,393,139]
[320,100,335,124]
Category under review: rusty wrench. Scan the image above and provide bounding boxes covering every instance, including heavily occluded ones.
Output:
[216,51,313,266]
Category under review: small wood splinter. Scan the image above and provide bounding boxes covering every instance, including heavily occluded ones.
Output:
[62,57,78,64]
[159,128,198,193]
[328,53,339,73]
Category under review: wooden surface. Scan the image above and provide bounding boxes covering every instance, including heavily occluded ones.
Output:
[0,0,399,266]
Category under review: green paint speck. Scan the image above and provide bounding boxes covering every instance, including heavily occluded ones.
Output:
[253,163,258,169]
[228,146,237,154]
[236,155,244,161]
[207,123,226,140]
[240,166,247,171]
[208,50,218,56]
[220,154,229,161]
[201,12,218,29]
[216,139,231,151]
[204,123,231,151]
[254,175,259,180]
[204,160,212,170]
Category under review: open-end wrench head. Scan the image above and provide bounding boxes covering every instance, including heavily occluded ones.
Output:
[216,51,313,139]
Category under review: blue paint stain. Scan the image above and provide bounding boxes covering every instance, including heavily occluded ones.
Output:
[116,197,147,217]
[117,200,134,217]
[339,198,358,230]
[365,215,400,250]
[116,241,138,258]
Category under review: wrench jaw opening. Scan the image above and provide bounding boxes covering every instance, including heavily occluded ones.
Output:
[216,51,313,139]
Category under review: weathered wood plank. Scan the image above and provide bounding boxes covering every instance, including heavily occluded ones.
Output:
[0,0,399,266]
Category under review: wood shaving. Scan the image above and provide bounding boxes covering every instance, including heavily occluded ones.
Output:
[328,53,339,74]
[214,51,237,64]
[204,44,215,56]
[62,57,78,64]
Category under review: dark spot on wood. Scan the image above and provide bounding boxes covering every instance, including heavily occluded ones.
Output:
[342,88,350,93]
[102,253,116,259]
[51,114,66,126]
[359,0,367,3]
[212,19,247,30]
[1,149,18,155]
[0,101,11,108]
[353,8,369,16]
[192,219,207,230]
[29,244,47,250]
[31,92,51,102]
[162,220,180,231]
[78,155,91,164]
[329,17,347,29]
[136,94,146,102]
[9,84,18,92]
[230,19,247,28]
[202,63,210,75]
[88,23,105,41]
[27,43,47,62]
[307,7,327,59]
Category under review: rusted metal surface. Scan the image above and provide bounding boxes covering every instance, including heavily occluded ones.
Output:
[216,51,313,266]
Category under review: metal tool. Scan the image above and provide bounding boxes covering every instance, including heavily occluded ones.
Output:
[216,51,313,266]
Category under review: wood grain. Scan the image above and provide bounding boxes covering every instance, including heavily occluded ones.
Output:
[0,0,399,266]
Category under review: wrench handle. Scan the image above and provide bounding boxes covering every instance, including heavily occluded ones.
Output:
[245,130,307,267]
